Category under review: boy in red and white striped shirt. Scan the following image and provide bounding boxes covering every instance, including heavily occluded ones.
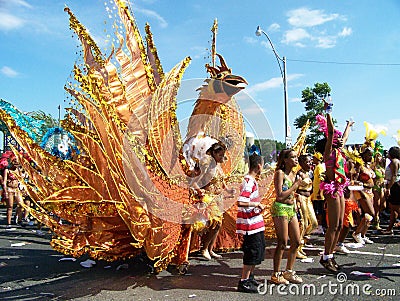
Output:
[236,153,265,293]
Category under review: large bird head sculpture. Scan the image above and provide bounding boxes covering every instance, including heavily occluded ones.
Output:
[183,54,247,178]
[202,53,247,103]
[186,54,247,141]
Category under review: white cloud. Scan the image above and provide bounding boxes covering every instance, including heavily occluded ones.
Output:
[0,0,32,31]
[1,66,19,77]
[339,27,352,37]
[247,74,304,94]
[376,120,398,135]
[282,7,350,49]
[9,0,32,9]
[287,8,339,27]
[0,11,25,30]
[290,97,302,103]
[244,36,258,44]
[316,36,337,48]
[134,7,168,28]
[293,42,306,48]
[247,77,283,93]
[268,23,280,32]
[282,28,310,44]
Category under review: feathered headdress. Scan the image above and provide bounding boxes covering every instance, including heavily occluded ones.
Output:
[315,114,342,143]
[361,121,386,153]
[343,147,363,166]
[373,141,384,157]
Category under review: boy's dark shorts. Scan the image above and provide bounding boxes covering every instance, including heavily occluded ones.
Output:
[242,231,266,266]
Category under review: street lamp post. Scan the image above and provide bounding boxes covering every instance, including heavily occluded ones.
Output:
[255,26,291,148]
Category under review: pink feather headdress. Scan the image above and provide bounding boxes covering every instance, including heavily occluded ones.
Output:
[316,114,342,142]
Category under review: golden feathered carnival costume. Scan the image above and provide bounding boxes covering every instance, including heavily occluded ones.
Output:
[0,0,248,272]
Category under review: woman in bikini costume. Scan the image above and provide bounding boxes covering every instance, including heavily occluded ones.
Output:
[372,151,386,230]
[2,154,25,227]
[352,147,375,244]
[295,154,318,259]
[315,103,353,273]
[270,149,303,285]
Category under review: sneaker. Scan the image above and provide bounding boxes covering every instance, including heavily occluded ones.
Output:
[270,272,289,285]
[334,245,350,254]
[381,229,394,235]
[237,279,258,293]
[319,257,338,273]
[352,232,365,244]
[283,270,303,284]
[362,236,374,244]
[331,257,341,270]
[249,274,261,286]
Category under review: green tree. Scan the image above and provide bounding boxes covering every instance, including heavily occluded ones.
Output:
[254,139,285,162]
[294,82,333,149]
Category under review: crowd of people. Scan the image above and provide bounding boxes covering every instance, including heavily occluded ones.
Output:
[234,102,400,293]
[1,104,399,295]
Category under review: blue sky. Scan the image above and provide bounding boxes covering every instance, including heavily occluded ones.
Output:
[1,0,400,149]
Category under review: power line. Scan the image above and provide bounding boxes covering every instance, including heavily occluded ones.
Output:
[287,58,400,66]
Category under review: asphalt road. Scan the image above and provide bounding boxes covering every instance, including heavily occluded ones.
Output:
[0,207,399,301]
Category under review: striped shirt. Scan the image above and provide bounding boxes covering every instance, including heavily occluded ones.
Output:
[236,175,265,235]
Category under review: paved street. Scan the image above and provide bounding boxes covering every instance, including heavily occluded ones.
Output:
[0,207,399,301]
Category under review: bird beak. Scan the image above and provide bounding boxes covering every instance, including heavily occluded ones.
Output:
[223,74,248,89]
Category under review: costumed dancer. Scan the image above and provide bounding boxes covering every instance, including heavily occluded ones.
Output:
[295,154,318,259]
[236,153,265,294]
[334,187,358,254]
[173,135,234,273]
[1,151,25,227]
[372,143,386,230]
[351,146,375,244]
[361,122,387,231]
[189,140,235,260]
[315,100,353,273]
[270,149,303,285]
[342,148,364,230]
[310,152,326,235]
[382,146,400,234]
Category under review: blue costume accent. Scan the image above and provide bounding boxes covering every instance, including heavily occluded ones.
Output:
[249,144,261,156]
[0,99,46,143]
[40,127,80,160]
